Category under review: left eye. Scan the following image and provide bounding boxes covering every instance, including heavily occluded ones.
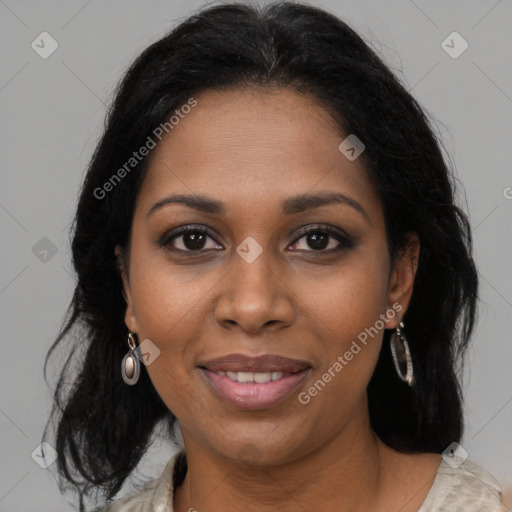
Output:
[289,227,347,252]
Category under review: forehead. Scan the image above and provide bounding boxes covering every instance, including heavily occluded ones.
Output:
[136,87,381,222]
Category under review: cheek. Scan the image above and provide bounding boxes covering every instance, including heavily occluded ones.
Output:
[127,253,222,399]
[300,251,390,344]
[295,254,389,400]
[129,252,213,337]
[128,261,200,416]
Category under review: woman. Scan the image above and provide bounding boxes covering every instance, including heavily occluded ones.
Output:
[43,2,507,511]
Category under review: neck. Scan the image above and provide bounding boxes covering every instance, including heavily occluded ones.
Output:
[174,405,394,512]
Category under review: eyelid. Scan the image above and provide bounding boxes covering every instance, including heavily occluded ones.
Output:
[292,223,349,242]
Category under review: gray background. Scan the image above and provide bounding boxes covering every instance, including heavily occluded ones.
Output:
[1,0,511,510]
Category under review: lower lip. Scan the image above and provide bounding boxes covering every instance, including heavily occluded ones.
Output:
[200,368,310,410]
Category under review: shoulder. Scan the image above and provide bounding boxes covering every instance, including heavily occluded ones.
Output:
[99,450,184,512]
[419,457,506,511]
[100,482,159,512]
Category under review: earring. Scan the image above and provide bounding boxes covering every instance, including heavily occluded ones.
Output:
[390,321,414,387]
[121,332,140,385]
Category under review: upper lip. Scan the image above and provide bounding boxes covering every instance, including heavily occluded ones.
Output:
[198,353,312,373]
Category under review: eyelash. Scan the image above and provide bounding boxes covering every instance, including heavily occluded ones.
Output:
[158,224,353,255]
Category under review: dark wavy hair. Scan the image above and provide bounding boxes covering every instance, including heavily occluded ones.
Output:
[42,1,478,510]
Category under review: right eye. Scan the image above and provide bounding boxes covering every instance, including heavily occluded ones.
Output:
[160,225,223,252]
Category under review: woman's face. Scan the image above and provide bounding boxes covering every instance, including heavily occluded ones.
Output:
[116,87,419,465]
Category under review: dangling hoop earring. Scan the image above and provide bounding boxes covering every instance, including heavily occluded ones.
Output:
[390,321,414,387]
[121,332,140,385]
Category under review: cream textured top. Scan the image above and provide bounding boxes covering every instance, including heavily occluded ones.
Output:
[100,450,507,511]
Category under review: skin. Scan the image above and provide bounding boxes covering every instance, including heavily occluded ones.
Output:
[115,87,441,512]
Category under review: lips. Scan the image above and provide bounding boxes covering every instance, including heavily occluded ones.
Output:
[197,353,312,409]
[198,353,311,373]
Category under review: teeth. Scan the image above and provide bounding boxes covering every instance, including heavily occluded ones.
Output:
[236,371,254,383]
[254,372,272,383]
[220,371,285,383]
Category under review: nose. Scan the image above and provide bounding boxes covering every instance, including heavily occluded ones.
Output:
[213,246,295,334]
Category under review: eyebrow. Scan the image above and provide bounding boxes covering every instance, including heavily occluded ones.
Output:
[146,191,370,223]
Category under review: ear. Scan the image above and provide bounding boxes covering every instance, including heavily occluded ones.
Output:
[114,245,139,333]
[384,231,420,330]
